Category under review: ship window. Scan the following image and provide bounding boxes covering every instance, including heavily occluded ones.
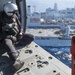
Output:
[41,37,45,39]
[67,12,72,14]
[35,37,40,39]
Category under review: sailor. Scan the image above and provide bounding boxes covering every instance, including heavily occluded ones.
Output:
[0,2,24,71]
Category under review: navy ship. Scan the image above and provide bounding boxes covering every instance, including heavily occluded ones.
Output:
[26,6,75,47]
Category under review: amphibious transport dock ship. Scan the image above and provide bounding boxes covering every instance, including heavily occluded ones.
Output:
[26,27,72,47]
[26,13,75,47]
[0,0,71,75]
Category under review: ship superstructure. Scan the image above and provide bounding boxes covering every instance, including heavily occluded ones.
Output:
[27,4,75,28]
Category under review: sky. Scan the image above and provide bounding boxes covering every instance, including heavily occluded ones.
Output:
[26,0,75,12]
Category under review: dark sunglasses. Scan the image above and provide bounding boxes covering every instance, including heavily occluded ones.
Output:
[8,10,18,14]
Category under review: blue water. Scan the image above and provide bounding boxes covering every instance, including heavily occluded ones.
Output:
[42,47,72,68]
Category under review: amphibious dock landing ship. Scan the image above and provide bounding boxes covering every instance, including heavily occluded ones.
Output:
[0,0,71,75]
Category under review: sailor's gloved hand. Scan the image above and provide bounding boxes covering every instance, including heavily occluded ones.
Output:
[19,32,24,35]
[18,32,24,39]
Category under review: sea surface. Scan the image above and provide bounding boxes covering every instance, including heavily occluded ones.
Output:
[42,47,72,68]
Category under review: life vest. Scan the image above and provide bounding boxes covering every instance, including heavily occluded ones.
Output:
[2,14,20,36]
[2,22,19,36]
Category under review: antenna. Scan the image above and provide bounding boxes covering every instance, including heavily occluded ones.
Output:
[33,5,36,12]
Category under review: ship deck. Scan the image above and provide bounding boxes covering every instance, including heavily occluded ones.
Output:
[26,27,75,38]
[0,42,71,75]
[26,28,60,37]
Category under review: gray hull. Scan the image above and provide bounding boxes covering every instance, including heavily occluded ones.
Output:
[34,37,71,47]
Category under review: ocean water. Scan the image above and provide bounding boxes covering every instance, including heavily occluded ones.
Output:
[42,47,72,68]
